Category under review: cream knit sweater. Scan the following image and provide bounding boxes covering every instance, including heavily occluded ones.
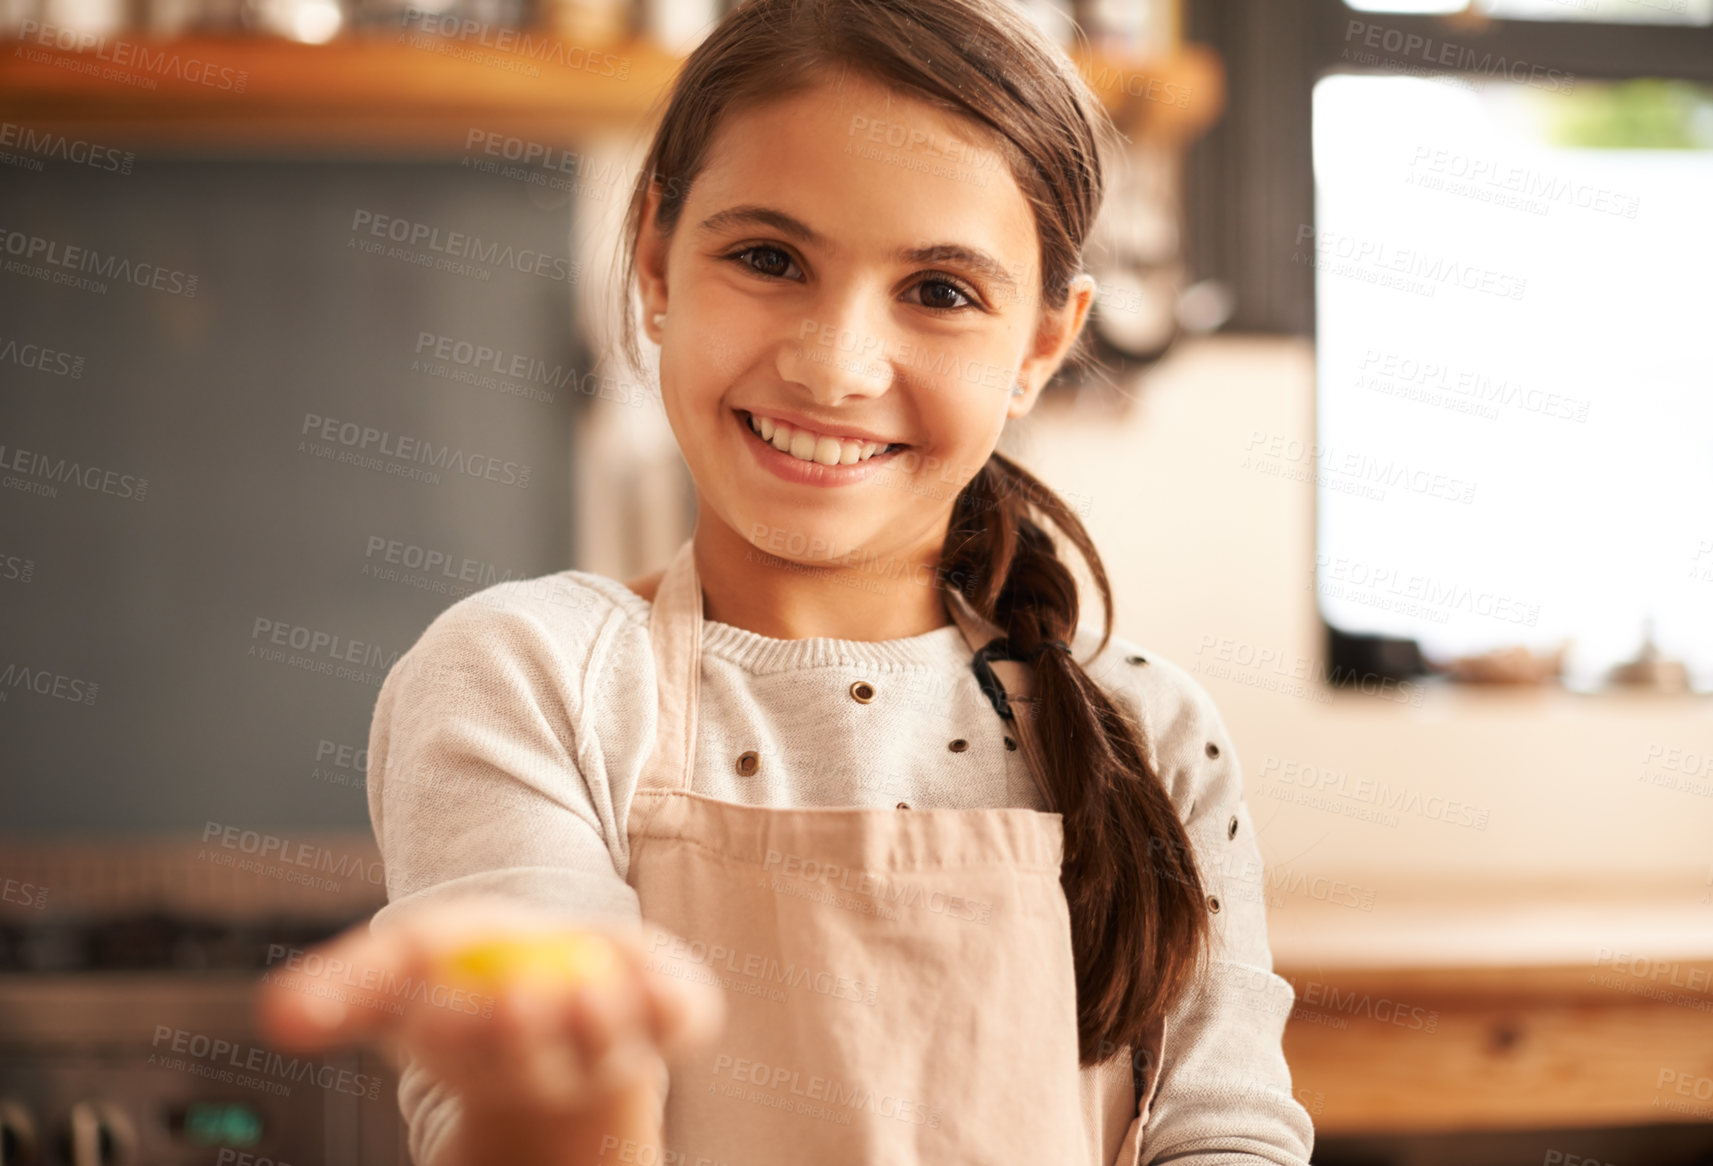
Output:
[365,569,1315,1166]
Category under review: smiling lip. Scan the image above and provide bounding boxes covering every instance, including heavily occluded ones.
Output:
[734,409,907,487]
[739,406,901,448]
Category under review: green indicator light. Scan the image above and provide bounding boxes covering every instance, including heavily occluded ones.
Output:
[181,1102,263,1147]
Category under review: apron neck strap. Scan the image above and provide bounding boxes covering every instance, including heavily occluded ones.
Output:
[641,538,704,795]
[639,538,1051,805]
[939,583,1002,656]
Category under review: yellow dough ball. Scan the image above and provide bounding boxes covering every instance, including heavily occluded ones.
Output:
[438,932,624,991]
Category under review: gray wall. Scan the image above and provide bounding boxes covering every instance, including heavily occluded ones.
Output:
[2,157,585,834]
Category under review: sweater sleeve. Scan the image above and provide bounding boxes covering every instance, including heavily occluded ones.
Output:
[1096,646,1317,1166]
[362,581,666,1166]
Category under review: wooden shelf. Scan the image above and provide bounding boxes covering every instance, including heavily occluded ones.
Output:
[0,32,683,151]
[0,31,1223,152]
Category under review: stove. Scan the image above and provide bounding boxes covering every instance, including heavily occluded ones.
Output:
[0,842,410,1166]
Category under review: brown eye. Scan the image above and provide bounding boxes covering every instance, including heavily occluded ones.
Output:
[732,246,799,280]
[909,276,978,312]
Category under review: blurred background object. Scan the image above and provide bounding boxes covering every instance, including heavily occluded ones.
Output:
[1,0,1710,1161]
[1436,641,1569,685]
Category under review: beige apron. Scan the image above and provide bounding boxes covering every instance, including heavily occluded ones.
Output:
[625,538,1166,1165]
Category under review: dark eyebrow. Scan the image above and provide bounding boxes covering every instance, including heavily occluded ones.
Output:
[696,204,1021,301]
[697,204,825,247]
[896,242,1019,301]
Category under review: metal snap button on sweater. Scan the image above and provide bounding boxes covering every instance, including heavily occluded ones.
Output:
[623,539,1167,1166]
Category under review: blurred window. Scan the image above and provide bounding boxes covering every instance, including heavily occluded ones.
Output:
[1183,0,1713,689]
[1310,74,1713,689]
[1346,0,1712,23]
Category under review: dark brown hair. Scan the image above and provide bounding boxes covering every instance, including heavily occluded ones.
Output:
[615,0,1210,1068]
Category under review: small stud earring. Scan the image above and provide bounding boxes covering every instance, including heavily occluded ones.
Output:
[651,311,667,329]
[1009,381,1025,397]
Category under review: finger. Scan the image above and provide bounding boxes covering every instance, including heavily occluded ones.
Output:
[502,962,657,1107]
[409,980,558,1105]
[403,933,633,1110]
[256,922,419,1052]
[450,981,641,1113]
[647,967,727,1060]
[568,950,656,1075]
[258,897,515,1055]
[608,921,728,1060]
[625,949,725,1062]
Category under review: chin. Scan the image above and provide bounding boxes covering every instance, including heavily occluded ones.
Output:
[724,504,884,567]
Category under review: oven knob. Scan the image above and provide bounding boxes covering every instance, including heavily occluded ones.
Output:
[64,1102,135,1166]
[0,1099,40,1166]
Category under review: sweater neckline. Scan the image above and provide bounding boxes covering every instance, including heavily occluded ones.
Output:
[571,569,976,675]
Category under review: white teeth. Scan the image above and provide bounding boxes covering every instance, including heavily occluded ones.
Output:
[745,412,894,466]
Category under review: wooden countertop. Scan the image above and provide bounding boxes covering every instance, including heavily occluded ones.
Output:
[1271,872,1713,974]
[1267,874,1713,1134]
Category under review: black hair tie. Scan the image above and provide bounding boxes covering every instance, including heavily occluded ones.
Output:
[971,637,1016,721]
[1022,639,1072,661]
[969,637,1072,721]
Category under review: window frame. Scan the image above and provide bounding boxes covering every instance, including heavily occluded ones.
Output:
[1180,0,1713,686]
[1182,0,1713,335]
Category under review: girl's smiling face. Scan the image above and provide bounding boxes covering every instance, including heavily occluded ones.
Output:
[636,71,1093,571]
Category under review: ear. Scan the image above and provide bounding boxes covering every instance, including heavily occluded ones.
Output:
[1007,272,1096,419]
[637,180,671,345]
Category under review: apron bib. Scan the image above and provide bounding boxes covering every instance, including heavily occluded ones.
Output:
[625,539,1166,1165]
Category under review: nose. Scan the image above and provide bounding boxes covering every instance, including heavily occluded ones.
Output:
[778,295,895,407]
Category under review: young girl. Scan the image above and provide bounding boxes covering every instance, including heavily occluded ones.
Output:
[261,1,1314,1163]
